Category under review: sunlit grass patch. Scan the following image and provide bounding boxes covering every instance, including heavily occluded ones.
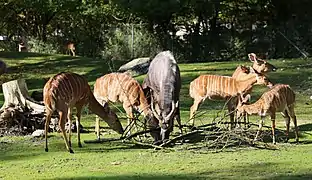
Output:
[1,52,312,179]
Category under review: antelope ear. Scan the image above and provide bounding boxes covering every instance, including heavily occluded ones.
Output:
[242,94,251,103]
[248,53,257,62]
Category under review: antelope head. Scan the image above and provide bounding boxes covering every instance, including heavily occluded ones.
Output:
[250,67,274,88]
[248,53,277,73]
[102,102,124,134]
[150,94,179,140]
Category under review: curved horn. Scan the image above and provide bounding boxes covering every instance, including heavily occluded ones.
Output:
[165,101,176,120]
[150,98,161,120]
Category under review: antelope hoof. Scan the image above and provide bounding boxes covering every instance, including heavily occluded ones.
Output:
[69,149,74,154]
[45,148,48,152]
[78,142,82,148]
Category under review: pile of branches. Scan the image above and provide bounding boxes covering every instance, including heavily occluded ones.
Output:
[115,101,288,151]
[174,110,288,151]
[184,123,281,152]
[0,104,87,137]
[0,103,46,136]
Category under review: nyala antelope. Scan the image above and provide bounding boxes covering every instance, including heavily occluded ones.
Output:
[236,84,299,144]
[18,42,27,52]
[232,53,277,93]
[93,72,152,139]
[65,42,76,56]
[231,53,277,126]
[189,67,272,128]
[142,51,181,143]
[234,53,277,77]
[43,72,124,153]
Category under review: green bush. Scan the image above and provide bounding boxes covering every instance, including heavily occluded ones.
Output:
[27,37,58,54]
[102,25,161,61]
[0,40,17,52]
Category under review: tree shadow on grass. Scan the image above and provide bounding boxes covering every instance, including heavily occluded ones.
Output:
[0,52,125,91]
[298,123,312,131]
[79,140,154,153]
[48,162,312,180]
[0,51,51,59]
[0,139,44,161]
[50,174,312,180]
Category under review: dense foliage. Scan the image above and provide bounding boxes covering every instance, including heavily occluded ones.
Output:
[0,0,311,62]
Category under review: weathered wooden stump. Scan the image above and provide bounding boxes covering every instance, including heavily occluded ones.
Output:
[1,79,45,112]
[0,79,47,135]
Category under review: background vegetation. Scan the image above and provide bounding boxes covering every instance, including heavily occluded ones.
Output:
[1,0,312,62]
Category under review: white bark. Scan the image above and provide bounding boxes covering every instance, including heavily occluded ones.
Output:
[0,79,45,113]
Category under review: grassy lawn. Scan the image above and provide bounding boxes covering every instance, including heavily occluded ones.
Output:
[1,52,312,180]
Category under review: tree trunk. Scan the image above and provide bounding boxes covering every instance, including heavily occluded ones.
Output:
[1,79,45,113]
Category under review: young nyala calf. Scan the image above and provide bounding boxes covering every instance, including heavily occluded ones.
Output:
[236,84,299,144]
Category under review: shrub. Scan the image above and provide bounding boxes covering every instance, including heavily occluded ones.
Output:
[27,38,58,54]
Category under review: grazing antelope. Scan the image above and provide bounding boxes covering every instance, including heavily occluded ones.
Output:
[189,67,272,128]
[65,42,76,56]
[142,51,181,143]
[93,72,152,139]
[43,72,124,153]
[236,84,299,144]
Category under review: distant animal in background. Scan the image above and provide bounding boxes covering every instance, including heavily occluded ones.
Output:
[18,42,27,52]
[65,42,76,56]
[0,60,7,75]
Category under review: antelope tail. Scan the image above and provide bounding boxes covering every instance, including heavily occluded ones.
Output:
[43,78,56,112]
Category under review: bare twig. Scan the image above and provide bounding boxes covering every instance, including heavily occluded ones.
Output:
[129,140,164,149]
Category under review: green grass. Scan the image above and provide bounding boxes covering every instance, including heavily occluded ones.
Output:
[1,52,312,180]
